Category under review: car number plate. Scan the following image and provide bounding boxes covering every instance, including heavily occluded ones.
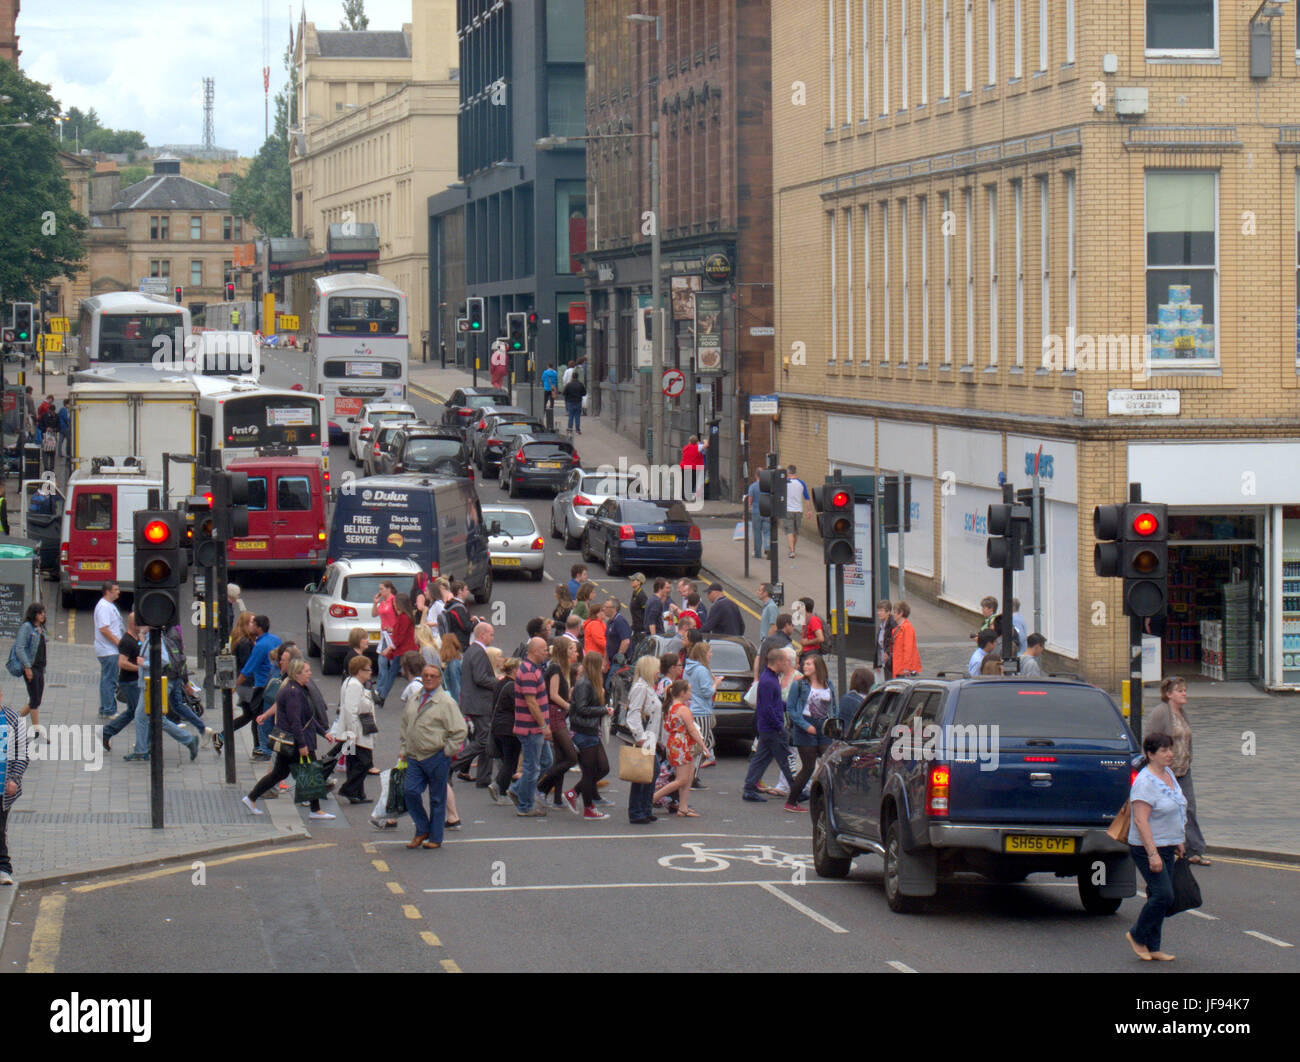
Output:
[234,540,268,551]
[538,462,563,469]
[368,631,381,643]
[714,691,743,703]
[492,557,521,566]
[79,561,111,571]
[1003,835,1077,854]
[647,534,676,543]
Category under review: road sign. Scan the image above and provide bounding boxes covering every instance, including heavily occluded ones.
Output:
[748,394,779,415]
[48,317,70,334]
[458,318,470,333]
[38,333,64,353]
[749,326,775,337]
[1,329,12,344]
[662,369,686,398]
[277,314,300,331]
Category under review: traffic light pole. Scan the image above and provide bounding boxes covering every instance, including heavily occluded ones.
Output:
[1129,482,1143,741]
[218,543,235,785]
[767,453,780,602]
[832,468,848,699]
[150,632,164,828]
[1001,483,1016,665]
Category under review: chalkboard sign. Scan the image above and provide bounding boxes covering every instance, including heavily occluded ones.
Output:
[0,582,27,639]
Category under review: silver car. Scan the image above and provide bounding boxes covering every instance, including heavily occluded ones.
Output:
[549,469,642,549]
[304,557,424,674]
[347,401,418,462]
[483,505,546,581]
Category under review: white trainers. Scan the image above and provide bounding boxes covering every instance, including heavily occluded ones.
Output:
[308,811,336,820]
[0,871,16,886]
[241,795,263,815]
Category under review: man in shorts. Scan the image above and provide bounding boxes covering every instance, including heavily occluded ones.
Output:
[784,465,812,559]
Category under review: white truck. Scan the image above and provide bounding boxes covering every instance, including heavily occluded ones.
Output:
[70,379,199,507]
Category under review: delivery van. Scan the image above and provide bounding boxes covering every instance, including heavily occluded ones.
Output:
[223,454,327,570]
[59,459,162,608]
[326,475,493,602]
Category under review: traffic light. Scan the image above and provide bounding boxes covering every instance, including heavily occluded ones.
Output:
[506,311,527,353]
[40,291,59,314]
[134,510,185,627]
[174,286,184,305]
[211,470,251,540]
[467,297,485,332]
[527,310,539,338]
[225,282,236,302]
[188,494,220,568]
[813,484,856,566]
[12,303,33,344]
[1015,487,1046,557]
[880,475,912,533]
[1096,503,1167,617]
[987,499,1031,571]
[758,467,787,521]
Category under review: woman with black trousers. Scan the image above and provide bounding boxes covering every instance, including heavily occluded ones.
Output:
[488,658,520,804]
[537,637,579,807]
[242,658,335,820]
[14,602,47,735]
[565,651,613,820]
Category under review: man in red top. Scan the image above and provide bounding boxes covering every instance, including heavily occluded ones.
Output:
[679,435,707,501]
[798,596,826,666]
[372,581,399,705]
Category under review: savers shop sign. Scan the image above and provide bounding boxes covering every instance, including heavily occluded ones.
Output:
[338,489,431,556]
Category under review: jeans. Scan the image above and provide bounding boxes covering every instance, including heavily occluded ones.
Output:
[752,510,768,558]
[789,745,822,804]
[405,751,450,843]
[744,732,797,796]
[508,733,546,812]
[629,751,662,821]
[565,398,582,433]
[1130,845,1178,953]
[97,654,118,715]
[167,683,205,735]
[256,713,275,756]
[376,653,397,705]
[132,684,194,753]
[102,682,139,739]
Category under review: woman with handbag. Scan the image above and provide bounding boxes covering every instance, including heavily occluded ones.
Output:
[242,658,335,820]
[564,651,613,820]
[537,637,579,809]
[652,679,705,818]
[785,653,836,814]
[622,655,664,825]
[1125,731,1187,963]
[487,656,521,805]
[12,603,47,735]
[1145,676,1209,865]
[336,656,378,804]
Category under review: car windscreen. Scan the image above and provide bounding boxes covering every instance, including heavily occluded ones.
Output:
[620,500,690,524]
[466,394,506,409]
[582,474,638,496]
[341,575,399,603]
[706,640,751,673]
[494,423,538,440]
[487,511,537,536]
[369,409,414,425]
[523,442,574,460]
[403,438,463,464]
[950,685,1130,740]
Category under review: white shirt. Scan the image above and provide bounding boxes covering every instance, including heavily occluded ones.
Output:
[401,677,422,703]
[786,477,809,516]
[93,598,124,657]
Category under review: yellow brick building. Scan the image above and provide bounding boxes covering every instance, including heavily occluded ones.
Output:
[772,0,1300,689]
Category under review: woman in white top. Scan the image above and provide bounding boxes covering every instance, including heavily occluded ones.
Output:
[623,655,664,825]
[427,577,452,630]
[415,622,442,667]
[336,655,377,804]
[1125,731,1188,963]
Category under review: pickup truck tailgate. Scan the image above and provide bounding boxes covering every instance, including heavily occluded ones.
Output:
[944,684,1135,826]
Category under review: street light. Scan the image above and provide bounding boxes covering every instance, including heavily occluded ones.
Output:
[0,122,32,129]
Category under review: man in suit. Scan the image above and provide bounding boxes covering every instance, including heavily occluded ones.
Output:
[451,622,498,787]
[699,583,745,638]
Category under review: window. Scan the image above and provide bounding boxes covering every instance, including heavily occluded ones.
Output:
[555,181,587,275]
[190,260,203,287]
[900,199,910,363]
[881,200,891,361]
[987,0,997,84]
[862,0,871,118]
[988,184,999,366]
[224,260,233,285]
[919,0,928,105]
[1013,0,1022,78]
[1039,0,1049,70]
[964,0,974,92]
[880,1,890,115]
[1066,0,1075,62]
[863,206,873,363]
[942,191,953,365]
[547,68,586,138]
[867,691,905,740]
[899,0,908,110]
[1039,176,1050,367]
[149,259,171,280]
[845,208,855,363]
[1013,180,1024,367]
[848,689,886,740]
[246,477,269,512]
[546,0,584,61]
[74,492,113,531]
[829,212,839,361]
[942,0,952,98]
[1145,170,1217,366]
[1146,0,1215,56]
[223,216,232,240]
[1296,176,1300,368]
[150,215,169,240]
[920,196,930,364]
[190,216,202,240]
[845,0,854,124]
[829,0,837,126]
[277,476,313,512]
[964,188,975,365]
[1066,171,1077,340]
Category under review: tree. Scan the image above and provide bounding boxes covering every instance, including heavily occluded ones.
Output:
[230,91,290,237]
[0,61,89,301]
[340,0,369,30]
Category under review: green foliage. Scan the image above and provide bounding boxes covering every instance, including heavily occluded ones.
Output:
[118,165,150,187]
[230,92,290,237]
[340,0,369,30]
[62,103,145,155]
[0,61,88,300]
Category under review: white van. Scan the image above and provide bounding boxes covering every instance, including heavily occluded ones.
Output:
[58,459,162,608]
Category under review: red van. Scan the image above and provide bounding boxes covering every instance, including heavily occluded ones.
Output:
[224,455,327,570]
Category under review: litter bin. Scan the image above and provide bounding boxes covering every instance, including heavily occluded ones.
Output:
[0,537,40,641]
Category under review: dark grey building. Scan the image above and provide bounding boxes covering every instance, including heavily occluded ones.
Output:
[428,0,587,404]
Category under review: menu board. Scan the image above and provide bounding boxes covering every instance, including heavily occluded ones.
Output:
[0,583,27,639]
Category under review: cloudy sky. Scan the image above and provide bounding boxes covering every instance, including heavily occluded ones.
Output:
[20,1,417,156]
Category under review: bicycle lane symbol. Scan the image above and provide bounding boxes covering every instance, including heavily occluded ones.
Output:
[657,843,813,883]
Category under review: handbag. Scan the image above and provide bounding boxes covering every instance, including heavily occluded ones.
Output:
[1168,857,1203,915]
[6,642,25,677]
[290,757,328,803]
[1105,800,1131,843]
[268,727,297,756]
[618,744,655,784]
[358,711,379,736]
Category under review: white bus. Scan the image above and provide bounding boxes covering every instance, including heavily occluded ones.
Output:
[192,376,328,484]
[77,291,191,370]
[307,273,408,436]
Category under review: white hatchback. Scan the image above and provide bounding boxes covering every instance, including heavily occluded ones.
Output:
[347,401,418,462]
[304,557,423,675]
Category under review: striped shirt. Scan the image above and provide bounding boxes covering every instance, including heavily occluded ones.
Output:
[513,659,548,736]
[1,706,31,811]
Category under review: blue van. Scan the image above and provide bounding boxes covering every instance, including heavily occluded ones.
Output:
[327,475,493,602]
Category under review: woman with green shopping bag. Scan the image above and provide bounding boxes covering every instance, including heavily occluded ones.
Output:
[242,659,334,820]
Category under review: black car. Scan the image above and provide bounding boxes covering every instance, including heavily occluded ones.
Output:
[363,421,423,477]
[497,432,580,497]
[383,427,474,480]
[466,405,531,455]
[474,416,545,474]
[442,387,511,437]
[579,497,702,577]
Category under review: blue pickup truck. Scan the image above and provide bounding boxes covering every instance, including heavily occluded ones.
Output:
[810,675,1140,914]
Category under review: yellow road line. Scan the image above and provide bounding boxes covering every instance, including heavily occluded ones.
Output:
[66,609,75,644]
[387,881,404,895]
[362,843,377,854]
[402,904,422,920]
[420,930,442,947]
[440,959,462,973]
[27,893,67,973]
[408,382,445,404]
[1212,855,1300,873]
[372,859,389,873]
[72,843,335,893]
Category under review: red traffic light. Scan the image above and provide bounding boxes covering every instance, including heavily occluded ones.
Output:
[831,490,850,508]
[1131,511,1159,537]
[143,519,172,545]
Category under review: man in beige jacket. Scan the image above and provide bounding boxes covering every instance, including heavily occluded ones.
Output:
[400,662,468,850]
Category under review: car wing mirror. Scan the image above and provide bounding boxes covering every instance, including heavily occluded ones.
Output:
[304,582,318,594]
[489,521,502,536]
[822,718,843,740]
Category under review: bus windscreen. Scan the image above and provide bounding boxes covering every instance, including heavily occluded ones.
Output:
[97,313,184,362]
[326,296,400,334]
[223,396,321,448]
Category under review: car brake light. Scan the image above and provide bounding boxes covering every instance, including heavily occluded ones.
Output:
[688,526,701,541]
[573,494,593,507]
[430,562,440,578]
[360,427,372,437]
[487,438,502,446]
[476,419,486,430]
[1130,767,1139,788]
[619,525,635,541]
[60,545,68,565]
[531,537,545,551]
[323,469,329,490]
[570,451,580,464]
[925,764,950,817]
[458,409,474,417]
[1024,756,1056,763]
[328,604,358,618]
[317,530,327,541]
[516,449,526,463]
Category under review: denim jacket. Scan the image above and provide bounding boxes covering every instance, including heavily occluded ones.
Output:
[785,678,837,747]
[14,621,42,670]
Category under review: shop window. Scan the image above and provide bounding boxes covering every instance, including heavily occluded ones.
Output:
[1147,0,1216,57]
[1145,171,1217,368]
[555,180,586,275]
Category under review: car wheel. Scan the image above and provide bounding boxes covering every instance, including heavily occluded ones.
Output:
[507,475,519,499]
[474,571,493,604]
[60,585,76,610]
[499,464,508,491]
[604,544,622,577]
[812,794,852,879]
[321,647,342,676]
[883,820,924,913]
[305,615,320,657]
[1078,871,1123,916]
[684,565,701,578]
[563,517,580,551]
[581,531,596,563]
[529,566,544,582]
[550,508,563,539]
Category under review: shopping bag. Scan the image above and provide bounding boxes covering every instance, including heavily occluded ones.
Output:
[386,763,408,815]
[1168,857,1203,915]
[1105,801,1131,843]
[290,757,328,803]
[743,681,759,708]
[618,744,655,784]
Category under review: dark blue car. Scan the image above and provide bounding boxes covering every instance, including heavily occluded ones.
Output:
[580,497,702,577]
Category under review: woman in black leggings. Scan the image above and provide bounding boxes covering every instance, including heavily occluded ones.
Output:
[565,651,612,820]
[537,638,579,806]
[242,659,334,820]
[489,658,520,802]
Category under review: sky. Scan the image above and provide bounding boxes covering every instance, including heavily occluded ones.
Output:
[20,1,417,156]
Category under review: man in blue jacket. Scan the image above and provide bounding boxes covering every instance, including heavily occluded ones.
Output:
[741,647,798,802]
